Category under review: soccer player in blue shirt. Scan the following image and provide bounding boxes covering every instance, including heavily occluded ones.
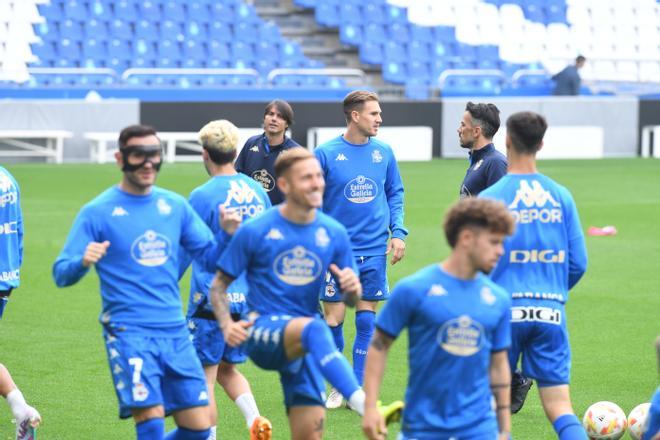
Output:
[53,125,223,440]
[362,198,515,440]
[181,120,272,440]
[210,148,401,439]
[315,91,407,408]
[0,166,41,440]
[480,111,588,440]
[458,102,508,198]
[234,99,300,205]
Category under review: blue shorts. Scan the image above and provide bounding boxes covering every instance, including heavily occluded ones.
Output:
[509,302,570,387]
[189,317,247,366]
[246,314,325,408]
[103,326,209,419]
[399,416,498,439]
[320,255,389,302]
[0,297,7,320]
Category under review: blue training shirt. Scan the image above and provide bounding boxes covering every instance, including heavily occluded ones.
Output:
[315,135,407,256]
[0,166,22,291]
[377,264,511,437]
[460,143,507,198]
[217,207,356,317]
[182,173,271,318]
[53,186,223,330]
[234,133,300,205]
[480,174,588,304]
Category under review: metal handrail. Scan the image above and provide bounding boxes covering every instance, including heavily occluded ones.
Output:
[266,68,367,84]
[511,69,549,84]
[121,67,260,81]
[438,69,506,88]
[27,67,118,77]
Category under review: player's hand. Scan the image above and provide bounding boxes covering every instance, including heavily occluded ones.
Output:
[362,406,386,440]
[329,264,362,306]
[386,238,406,265]
[222,320,252,347]
[82,241,110,267]
[219,205,242,236]
[498,432,511,440]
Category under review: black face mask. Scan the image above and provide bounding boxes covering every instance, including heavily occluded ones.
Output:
[121,144,163,172]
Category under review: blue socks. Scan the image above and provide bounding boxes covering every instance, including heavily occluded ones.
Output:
[329,322,345,352]
[164,427,211,440]
[353,310,375,386]
[301,318,360,400]
[553,414,587,440]
[136,418,165,440]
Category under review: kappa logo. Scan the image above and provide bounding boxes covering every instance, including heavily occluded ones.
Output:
[250,145,259,152]
[480,286,496,305]
[116,380,125,391]
[372,150,383,163]
[266,228,284,240]
[315,227,330,248]
[473,159,484,171]
[335,153,348,161]
[198,391,208,401]
[157,198,172,215]
[509,180,561,209]
[222,180,266,218]
[113,364,123,374]
[427,284,447,297]
[111,206,128,217]
[375,290,383,297]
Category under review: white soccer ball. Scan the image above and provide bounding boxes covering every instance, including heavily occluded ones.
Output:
[582,401,628,440]
[627,402,651,440]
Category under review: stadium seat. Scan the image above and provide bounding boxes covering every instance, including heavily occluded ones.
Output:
[63,1,88,21]
[158,39,182,61]
[339,24,362,46]
[113,2,138,22]
[210,2,235,23]
[340,4,363,24]
[162,2,185,22]
[316,3,340,28]
[360,41,383,65]
[187,3,210,22]
[208,40,230,62]
[408,41,430,61]
[135,20,159,41]
[208,22,233,43]
[84,19,108,40]
[59,19,84,41]
[138,2,161,21]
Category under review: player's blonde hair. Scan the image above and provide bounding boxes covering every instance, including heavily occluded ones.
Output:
[198,119,239,164]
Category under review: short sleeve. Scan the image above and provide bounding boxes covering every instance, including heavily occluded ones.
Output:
[375,280,417,339]
[216,224,252,279]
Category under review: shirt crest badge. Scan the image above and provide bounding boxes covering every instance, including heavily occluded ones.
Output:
[372,150,383,163]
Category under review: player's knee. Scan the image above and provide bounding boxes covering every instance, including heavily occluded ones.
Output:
[355,310,376,336]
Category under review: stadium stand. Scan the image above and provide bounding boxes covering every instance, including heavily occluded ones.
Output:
[0,0,658,99]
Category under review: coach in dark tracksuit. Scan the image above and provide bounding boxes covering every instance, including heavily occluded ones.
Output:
[457,101,507,198]
[234,99,300,205]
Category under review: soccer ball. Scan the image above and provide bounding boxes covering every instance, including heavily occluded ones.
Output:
[582,401,628,440]
[627,402,651,440]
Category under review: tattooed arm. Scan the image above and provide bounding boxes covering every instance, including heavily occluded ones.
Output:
[362,329,395,440]
[489,350,512,439]
[210,270,251,347]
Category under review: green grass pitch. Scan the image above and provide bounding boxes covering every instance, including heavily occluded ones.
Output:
[1,159,659,439]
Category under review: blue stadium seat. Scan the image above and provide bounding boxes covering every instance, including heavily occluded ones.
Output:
[63,1,88,21]
[59,19,84,41]
[107,39,131,59]
[85,19,109,40]
[408,60,431,79]
[430,59,448,77]
[410,25,433,44]
[389,23,410,44]
[208,22,233,42]
[138,2,161,21]
[259,22,282,42]
[405,78,432,100]
[88,1,107,19]
[235,4,259,24]
[183,40,206,62]
[58,39,81,63]
[359,42,383,65]
[235,22,259,43]
[382,61,407,84]
[162,2,185,21]
[383,41,406,62]
[433,26,455,42]
[523,4,545,23]
[135,20,159,41]
[208,40,230,62]
[280,42,303,58]
[364,23,387,43]
[185,21,208,41]
[293,0,317,8]
[210,2,235,23]
[432,42,452,58]
[133,39,156,61]
[315,3,340,27]
[545,4,566,23]
[340,4,363,24]
[255,41,279,62]
[363,3,386,24]
[113,2,138,21]
[82,38,107,60]
[31,42,57,65]
[455,43,477,60]
[35,23,58,42]
[159,20,183,41]
[408,41,430,61]
[339,24,362,46]
[187,3,210,22]
[231,42,255,61]
[158,39,182,60]
[38,2,63,20]
[385,5,406,23]
[476,45,499,60]
[109,19,132,40]
[254,59,276,75]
